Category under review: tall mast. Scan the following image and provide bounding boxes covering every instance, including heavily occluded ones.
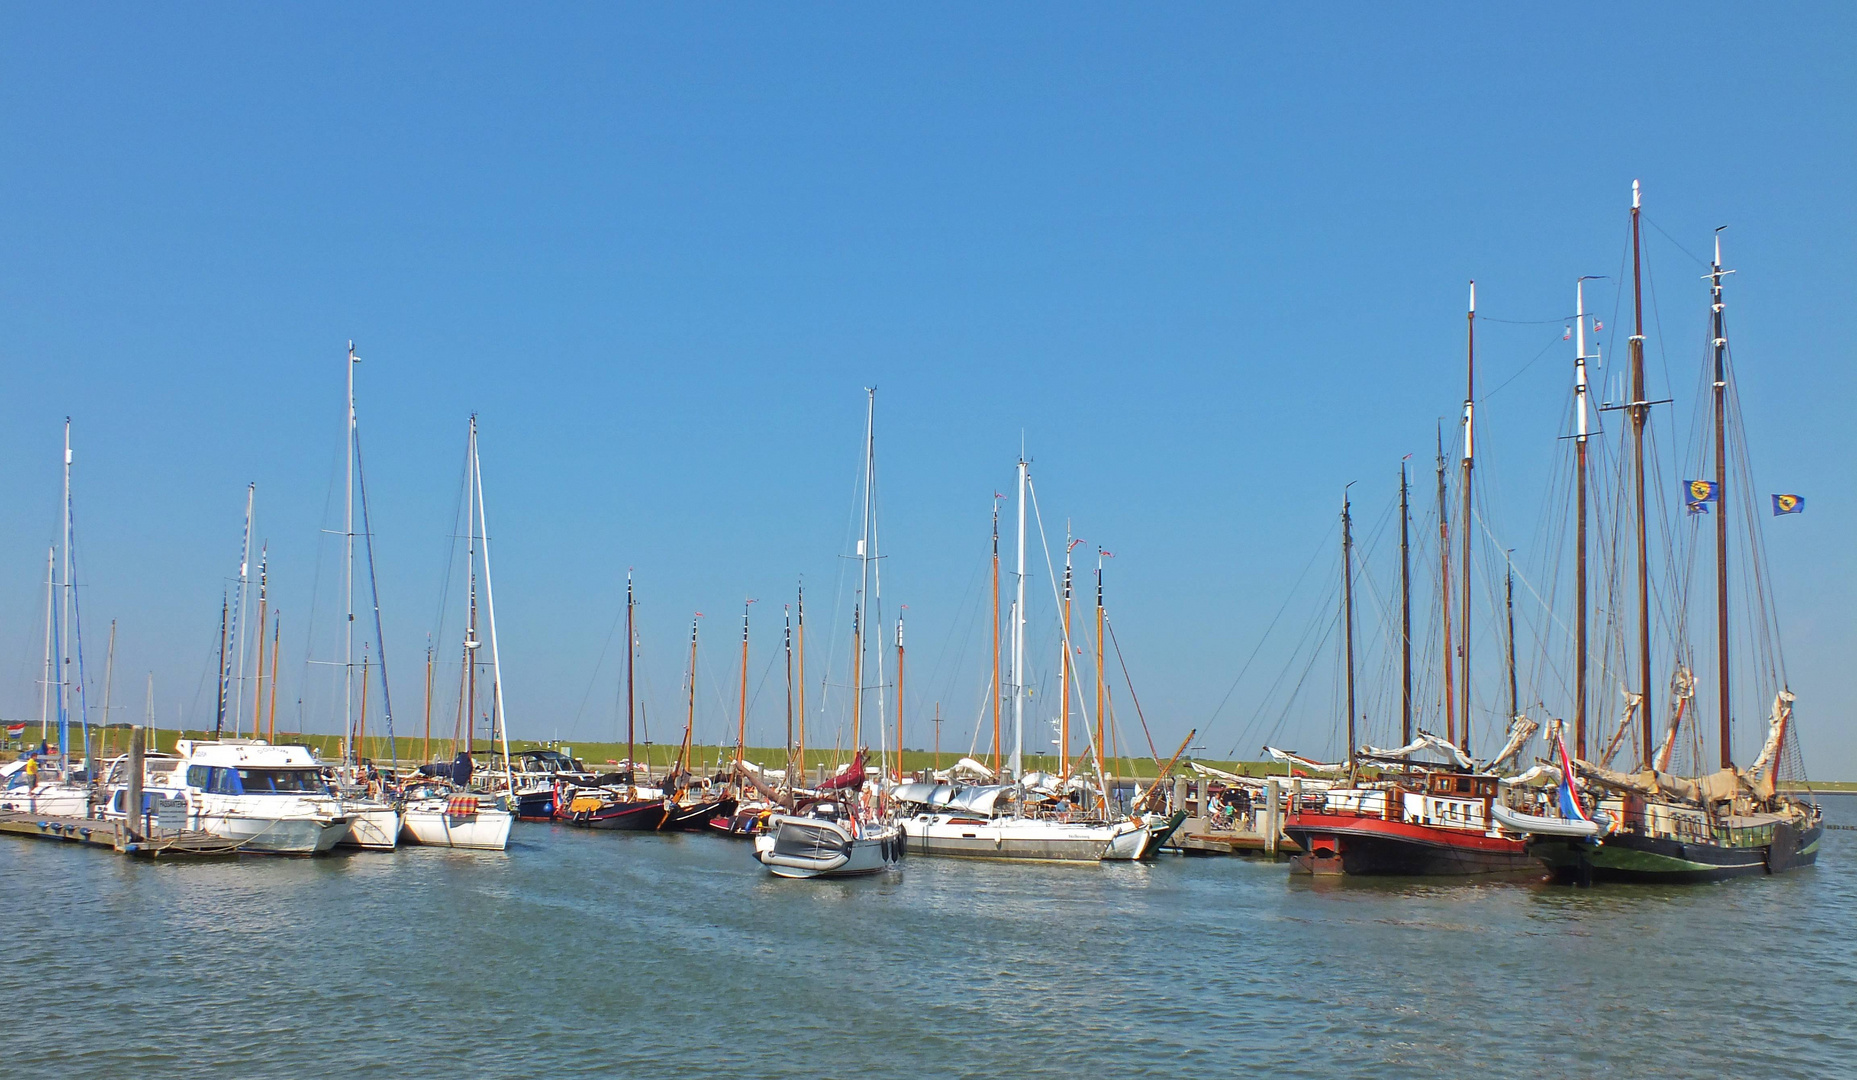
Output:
[463,417,479,756]
[1399,461,1413,745]
[626,571,637,780]
[796,582,806,787]
[215,593,229,737]
[423,642,434,765]
[1437,426,1455,744]
[1459,282,1476,756]
[101,620,116,760]
[1575,276,1595,759]
[852,388,875,754]
[678,614,700,775]
[40,546,53,745]
[1629,180,1655,766]
[784,603,794,801]
[850,607,864,753]
[231,483,254,737]
[1505,557,1518,723]
[251,547,268,739]
[1059,532,1074,782]
[736,599,753,772]
[1095,549,1107,791]
[1710,229,1733,769]
[472,417,515,788]
[60,420,72,773]
[990,498,1002,772]
[268,615,280,742]
[1342,486,1357,770]
[895,614,906,781]
[345,343,358,765]
[1012,455,1028,780]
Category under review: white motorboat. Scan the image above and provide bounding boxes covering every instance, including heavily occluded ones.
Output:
[752,800,902,878]
[101,740,351,855]
[892,783,1155,862]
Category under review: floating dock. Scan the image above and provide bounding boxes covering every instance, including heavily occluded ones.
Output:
[0,811,246,858]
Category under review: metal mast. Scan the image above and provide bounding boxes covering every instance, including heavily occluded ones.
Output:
[1095,549,1107,791]
[1709,229,1733,769]
[626,571,636,782]
[231,483,254,736]
[1629,180,1655,766]
[1505,557,1518,723]
[852,388,875,754]
[1011,455,1028,780]
[472,418,515,789]
[990,498,1002,772]
[60,420,72,774]
[1575,276,1596,759]
[1437,425,1455,744]
[1059,532,1074,781]
[736,599,753,772]
[1459,283,1476,756]
[784,603,794,801]
[345,343,358,765]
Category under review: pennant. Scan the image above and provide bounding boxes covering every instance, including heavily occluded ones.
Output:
[1686,501,1709,516]
[1563,326,1572,341]
[1685,479,1719,503]
[1772,494,1805,515]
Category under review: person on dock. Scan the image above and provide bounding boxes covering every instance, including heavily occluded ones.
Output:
[24,754,38,791]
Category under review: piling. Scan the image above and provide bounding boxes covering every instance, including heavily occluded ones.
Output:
[1264,778,1280,856]
[126,724,145,842]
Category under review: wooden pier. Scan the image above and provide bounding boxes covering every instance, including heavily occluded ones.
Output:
[0,811,246,858]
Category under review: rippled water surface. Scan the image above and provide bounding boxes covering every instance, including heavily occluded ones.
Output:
[6,795,1854,1079]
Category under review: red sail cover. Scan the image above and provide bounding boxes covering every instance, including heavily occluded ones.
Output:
[817,751,867,791]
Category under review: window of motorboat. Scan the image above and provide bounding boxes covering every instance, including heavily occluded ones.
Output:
[186,765,244,794]
[237,768,330,794]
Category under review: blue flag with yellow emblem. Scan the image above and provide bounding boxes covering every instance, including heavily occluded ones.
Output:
[1686,480,1719,503]
[1772,494,1805,515]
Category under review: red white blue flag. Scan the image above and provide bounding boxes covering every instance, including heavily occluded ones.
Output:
[1556,731,1590,823]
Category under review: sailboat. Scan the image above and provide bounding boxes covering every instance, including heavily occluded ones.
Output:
[1497,185,1822,883]
[1282,291,1539,877]
[892,453,1154,862]
[400,414,514,851]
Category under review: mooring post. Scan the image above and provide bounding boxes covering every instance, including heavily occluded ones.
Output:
[1172,774,1187,819]
[126,724,145,842]
[1264,778,1280,856]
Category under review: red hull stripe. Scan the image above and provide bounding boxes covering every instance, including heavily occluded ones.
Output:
[1284,813,1523,853]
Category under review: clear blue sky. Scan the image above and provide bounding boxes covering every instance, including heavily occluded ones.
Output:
[3,7,1852,775]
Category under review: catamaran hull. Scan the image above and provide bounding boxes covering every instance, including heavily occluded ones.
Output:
[338,806,402,850]
[1528,820,1822,885]
[1283,816,1536,877]
[401,808,513,850]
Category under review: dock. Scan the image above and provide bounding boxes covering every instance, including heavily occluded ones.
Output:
[0,811,247,858]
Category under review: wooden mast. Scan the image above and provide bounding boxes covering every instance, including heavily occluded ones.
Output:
[267,614,280,743]
[1459,281,1476,755]
[1710,229,1733,769]
[677,614,700,778]
[1342,487,1357,771]
[1505,557,1518,724]
[991,498,1002,772]
[736,599,753,773]
[1399,462,1413,745]
[1437,425,1455,745]
[1575,276,1595,759]
[1629,180,1655,766]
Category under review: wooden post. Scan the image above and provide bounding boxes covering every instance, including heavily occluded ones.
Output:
[126,724,144,841]
[1172,774,1187,819]
[1264,778,1280,855]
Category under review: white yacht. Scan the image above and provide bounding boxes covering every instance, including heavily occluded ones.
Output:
[753,799,902,878]
[399,779,513,850]
[0,758,94,818]
[103,740,351,855]
[891,783,1153,862]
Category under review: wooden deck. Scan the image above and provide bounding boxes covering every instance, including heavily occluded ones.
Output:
[0,811,246,858]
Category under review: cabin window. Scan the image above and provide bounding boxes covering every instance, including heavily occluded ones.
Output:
[237,769,328,794]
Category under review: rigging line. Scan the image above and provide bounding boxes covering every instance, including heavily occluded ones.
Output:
[570,589,628,730]
[1641,214,1712,269]
[1469,505,1573,651]
[1103,615,1161,766]
[1202,519,1336,732]
[354,428,399,762]
[1482,329,1571,402]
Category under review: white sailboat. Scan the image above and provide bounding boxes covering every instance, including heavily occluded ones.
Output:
[401,414,514,851]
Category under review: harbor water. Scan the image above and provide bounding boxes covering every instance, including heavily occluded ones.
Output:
[6,795,1853,1079]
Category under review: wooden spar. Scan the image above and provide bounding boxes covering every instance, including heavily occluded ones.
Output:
[895,613,905,781]
[1095,550,1107,793]
[796,582,806,789]
[677,614,700,777]
[1505,557,1518,723]
[251,550,267,739]
[1437,425,1455,745]
[626,572,637,782]
[990,499,1002,772]
[1399,463,1412,745]
[266,614,280,743]
[784,604,794,805]
[1342,488,1357,770]
[1460,281,1476,755]
[1060,535,1074,781]
[1575,276,1594,759]
[1629,180,1655,767]
[1710,229,1733,768]
[736,599,753,772]
[1132,729,1196,815]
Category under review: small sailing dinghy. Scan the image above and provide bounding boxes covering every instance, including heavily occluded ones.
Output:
[753,798,902,878]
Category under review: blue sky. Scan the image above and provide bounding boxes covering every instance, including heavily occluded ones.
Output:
[3,6,1852,775]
